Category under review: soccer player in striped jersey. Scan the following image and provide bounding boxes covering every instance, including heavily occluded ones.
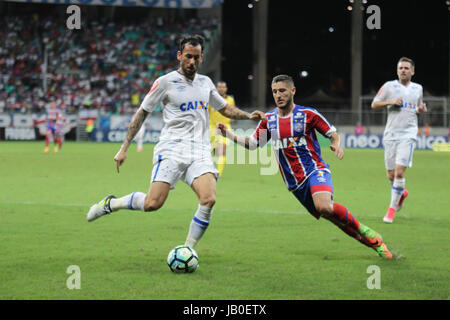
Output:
[44,101,61,154]
[54,110,66,152]
[371,57,427,223]
[217,75,396,259]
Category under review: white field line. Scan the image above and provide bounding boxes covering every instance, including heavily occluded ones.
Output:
[0,200,306,215]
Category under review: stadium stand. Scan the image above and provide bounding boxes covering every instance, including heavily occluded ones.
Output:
[0,13,219,115]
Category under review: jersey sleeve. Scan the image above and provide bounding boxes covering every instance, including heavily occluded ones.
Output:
[141,77,167,113]
[372,81,390,103]
[309,109,336,138]
[207,78,227,111]
[250,118,271,148]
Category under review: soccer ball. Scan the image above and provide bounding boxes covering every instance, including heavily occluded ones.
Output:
[167,245,199,273]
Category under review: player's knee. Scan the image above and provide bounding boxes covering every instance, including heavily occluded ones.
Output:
[315,203,333,217]
[199,195,216,208]
[395,171,405,179]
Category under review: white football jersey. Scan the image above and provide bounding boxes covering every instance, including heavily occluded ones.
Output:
[372,80,423,141]
[141,70,227,163]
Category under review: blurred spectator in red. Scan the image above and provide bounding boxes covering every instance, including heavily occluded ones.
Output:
[423,123,430,136]
[354,122,365,135]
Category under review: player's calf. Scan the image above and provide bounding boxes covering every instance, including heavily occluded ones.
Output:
[143,197,165,212]
[140,181,171,212]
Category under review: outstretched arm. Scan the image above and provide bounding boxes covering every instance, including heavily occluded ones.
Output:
[417,103,427,114]
[416,89,427,114]
[218,104,265,121]
[371,98,403,110]
[216,123,258,150]
[329,132,344,160]
[114,107,149,173]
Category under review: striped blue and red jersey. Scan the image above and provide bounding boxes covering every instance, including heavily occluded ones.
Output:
[251,105,336,191]
[46,106,60,128]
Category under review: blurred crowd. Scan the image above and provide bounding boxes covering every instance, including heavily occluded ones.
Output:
[0,14,218,115]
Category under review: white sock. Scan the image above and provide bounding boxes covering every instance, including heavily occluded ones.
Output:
[110,192,146,211]
[389,178,405,210]
[185,205,213,248]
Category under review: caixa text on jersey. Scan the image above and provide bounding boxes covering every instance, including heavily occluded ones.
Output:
[179,101,208,112]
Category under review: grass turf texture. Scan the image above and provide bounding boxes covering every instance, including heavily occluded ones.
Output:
[0,141,449,300]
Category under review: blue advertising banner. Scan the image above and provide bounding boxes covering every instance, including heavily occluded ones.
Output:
[93,115,162,143]
[343,134,448,150]
[93,129,161,143]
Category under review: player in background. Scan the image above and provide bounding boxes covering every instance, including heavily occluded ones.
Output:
[135,124,146,152]
[44,100,60,154]
[209,81,235,177]
[134,106,154,152]
[135,105,162,152]
[371,57,427,223]
[86,35,265,251]
[54,109,67,151]
[217,75,397,259]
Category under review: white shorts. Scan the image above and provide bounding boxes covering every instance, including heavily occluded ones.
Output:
[150,156,218,189]
[383,139,416,170]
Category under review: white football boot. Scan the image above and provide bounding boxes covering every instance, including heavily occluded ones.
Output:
[87,195,116,222]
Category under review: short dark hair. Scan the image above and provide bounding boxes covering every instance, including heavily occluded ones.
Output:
[179,35,204,53]
[398,57,415,68]
[272,74,295,87]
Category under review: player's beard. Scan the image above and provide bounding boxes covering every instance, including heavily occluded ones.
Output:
[277,101,290,109]
[182,63,197,79]
[399,74,411,84]
[277,95,294,110]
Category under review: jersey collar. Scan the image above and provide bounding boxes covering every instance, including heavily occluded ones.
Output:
[176,70,197,83]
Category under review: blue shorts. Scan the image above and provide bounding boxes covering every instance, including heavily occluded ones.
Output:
[46,124,56,135]
[292,170,334,220]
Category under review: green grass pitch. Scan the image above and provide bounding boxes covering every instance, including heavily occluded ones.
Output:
[1,141,449,300]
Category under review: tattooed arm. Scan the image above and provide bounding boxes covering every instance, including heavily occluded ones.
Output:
[113,107,149,173]
[216,123,258,150]
[218,104,265,121]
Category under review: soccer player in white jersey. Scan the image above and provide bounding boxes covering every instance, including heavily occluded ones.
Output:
[371,57,427,223]
[86,35,265,251]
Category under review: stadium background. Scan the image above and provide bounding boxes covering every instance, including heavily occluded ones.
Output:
[0,0,448,148]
